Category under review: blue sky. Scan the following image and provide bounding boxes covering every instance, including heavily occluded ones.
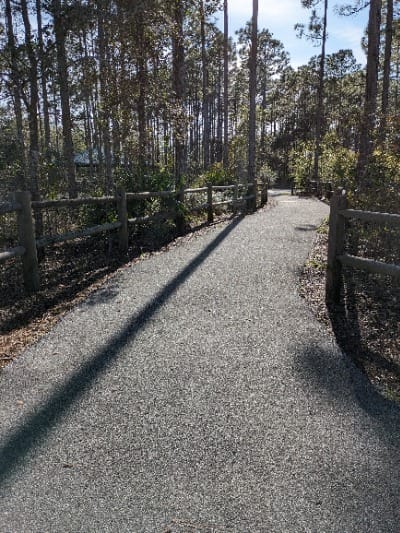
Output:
[216,1,369,68]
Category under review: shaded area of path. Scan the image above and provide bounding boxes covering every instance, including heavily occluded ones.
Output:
[1,192,400,532]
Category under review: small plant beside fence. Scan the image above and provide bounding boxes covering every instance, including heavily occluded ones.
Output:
[326,189,400,303]
[0,180,268,293]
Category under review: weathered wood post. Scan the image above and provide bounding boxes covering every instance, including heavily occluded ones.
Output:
[255,179,260,208]
[326,189,347,304]
[207,182,214,223]
[115,187,128,253]
[14,191,40,293]
[233,181,239,214]
[259,178,268,206]
[175,187,186,235]
[247,181,257,212]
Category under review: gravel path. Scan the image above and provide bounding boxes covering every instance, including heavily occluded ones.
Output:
[1,191,400,532]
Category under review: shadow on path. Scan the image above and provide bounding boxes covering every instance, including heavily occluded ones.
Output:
[293,342,400,439]
[327,268,400,393]
[0,215,244,486]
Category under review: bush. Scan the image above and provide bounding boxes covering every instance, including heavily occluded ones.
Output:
[195,162,231,187]
[319,134,357,193]
[288,141,314,189]
[259,162,278,186]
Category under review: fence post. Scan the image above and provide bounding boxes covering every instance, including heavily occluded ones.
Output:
[115,187,128,253]
[260,179,268,206]
[207,182,214,223]
[14,191,40,293]
[233,181,239,214]
[255,180,260,208]
[326,189,347,304]
[247,181,257,212]
[175,187,186,234]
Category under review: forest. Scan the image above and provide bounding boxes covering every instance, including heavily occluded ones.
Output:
[0,0,398,210]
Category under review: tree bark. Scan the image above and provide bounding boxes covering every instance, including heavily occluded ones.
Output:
[21,0,40,197]
[97,0,113,194]
[313,0,328,187]
[200,1,210,169]
[52,0,78,198]
[356,0,382,187]
[223,0,229,169]
[36,0,51,157]
[172,0,186,188]
[380,0,393,143]
[136,6,148,180]
[5,0,27,189]
[248,0,258,209]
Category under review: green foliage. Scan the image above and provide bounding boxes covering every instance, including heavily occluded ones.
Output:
[82,204,118,229]
[306,257,326,271]
[289,140,314,188]
[316,217,329,234]
[259,162,278,186]
[144,166,175,191]
[114,165,174,193]
[196,162,232,187]
[319,133,357,191]
[358,150,400,211]
[289,134,357,192]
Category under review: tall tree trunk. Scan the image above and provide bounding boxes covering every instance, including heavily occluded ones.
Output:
[380,0,393,143]
[5,0,26,190]
[172,0,186,188]
[36,0,51,157]
[248,0,258,209]
[21,0,40,196]
[136,7,148,182]
[216,53,223,162]
[356,0,382,187]
[313,0,328,187]
[200,1,210,169]
[97,0,113,194]
[223,0,229,168]
[52,0,78,198]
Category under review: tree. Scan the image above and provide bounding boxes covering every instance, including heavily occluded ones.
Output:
[223,0,229,168]
[200,0,210,169]
[4,0,26,189]
[356,0,382,186]
[248,0,258,209]
[35,0,51,158]
[21,0,40,197]
[295,0,329,186]
[171,0,187,188]
[380,0,393,142]
[50,0,78,198]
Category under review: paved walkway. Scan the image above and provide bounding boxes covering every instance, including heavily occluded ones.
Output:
[1,192,400,532]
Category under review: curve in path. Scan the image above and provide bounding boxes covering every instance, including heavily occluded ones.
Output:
[0,191,400,532]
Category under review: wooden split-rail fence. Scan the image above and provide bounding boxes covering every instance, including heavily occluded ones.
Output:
[0,181,268,293]
[326,189,400,303]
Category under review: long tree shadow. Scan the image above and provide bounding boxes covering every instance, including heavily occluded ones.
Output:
[0,215,244,486]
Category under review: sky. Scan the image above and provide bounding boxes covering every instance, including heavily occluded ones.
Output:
[216,1,369,69]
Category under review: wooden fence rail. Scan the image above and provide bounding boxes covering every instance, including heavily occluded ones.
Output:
[326,189,400,303]
[0,180,268,293]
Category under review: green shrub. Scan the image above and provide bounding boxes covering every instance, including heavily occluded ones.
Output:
[195,162,231,187]
[289,141,314,189]
[259,162,278,186]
